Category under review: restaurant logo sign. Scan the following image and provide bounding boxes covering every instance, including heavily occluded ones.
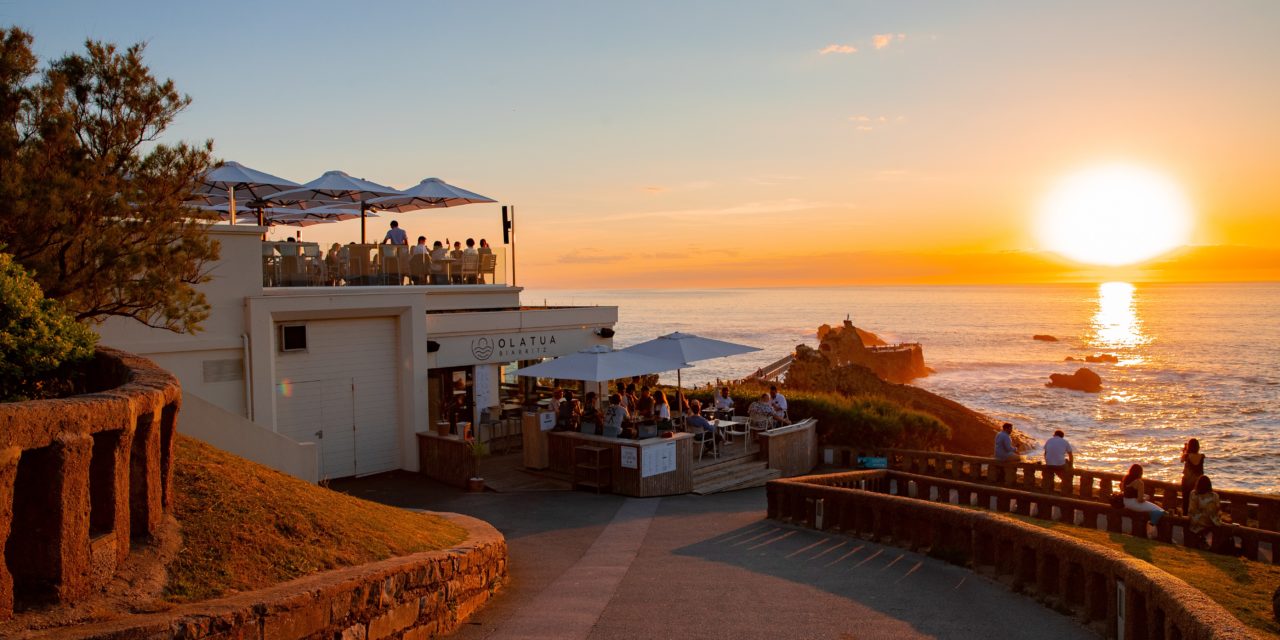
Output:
[470,333,559,361]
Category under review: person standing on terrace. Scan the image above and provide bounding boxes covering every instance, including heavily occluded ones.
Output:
[382,220,408,244]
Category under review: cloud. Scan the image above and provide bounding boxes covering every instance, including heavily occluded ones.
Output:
[873,33,906,50]
[642,186,667,194]
[820,44,857,55]
[558,248,624,265]
[848,114,907,131]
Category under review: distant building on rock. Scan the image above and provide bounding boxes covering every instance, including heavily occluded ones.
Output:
[814,320,929,384]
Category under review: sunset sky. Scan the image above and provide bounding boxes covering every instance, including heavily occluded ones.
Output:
[7,1,1279,287]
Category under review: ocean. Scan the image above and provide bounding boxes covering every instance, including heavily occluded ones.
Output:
[524,283,1280,493]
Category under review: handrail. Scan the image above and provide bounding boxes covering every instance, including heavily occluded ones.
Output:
[767,472,1259,640]
[885,448,1280,532]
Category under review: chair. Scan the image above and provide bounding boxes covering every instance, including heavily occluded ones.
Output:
[261,242,279,286]
[689,423,718,461]
[379,245,405,285]
[409,253,430,284]
[747,414,774,447]
[302,243,323,285]
[478,253,497,284]
[459,253,480,284]
[722,418,750,452]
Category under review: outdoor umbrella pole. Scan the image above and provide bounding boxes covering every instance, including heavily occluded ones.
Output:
[360,202,367,244]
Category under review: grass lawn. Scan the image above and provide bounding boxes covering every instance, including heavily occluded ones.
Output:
[167,435,468,602]
[1007,513,1280,637]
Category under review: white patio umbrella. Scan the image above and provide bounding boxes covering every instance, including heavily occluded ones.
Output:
[513,345,690,383]
[194,161,301,225]
[366,177,496,213]
[623,332,762,410]
[262,170,402,243]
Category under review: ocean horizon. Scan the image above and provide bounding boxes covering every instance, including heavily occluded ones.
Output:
[524,282,1280,493]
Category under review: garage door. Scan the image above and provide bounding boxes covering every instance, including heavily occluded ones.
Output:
[274,318,400,479]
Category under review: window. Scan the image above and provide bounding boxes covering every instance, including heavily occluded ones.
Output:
[279,324,307,352]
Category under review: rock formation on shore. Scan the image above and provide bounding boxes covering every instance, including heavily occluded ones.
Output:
[1085,353,1119,363]
[787,343,1025,455]
[815,320,929,383]
[1047,367,1103,392]
[1033,334,1059,342]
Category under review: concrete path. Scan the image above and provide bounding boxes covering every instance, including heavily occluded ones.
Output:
[334,473,1098,640]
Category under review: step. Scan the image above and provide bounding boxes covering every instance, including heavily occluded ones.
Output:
[693,455,764,481]
[693,460,768,487]
[693,467,781,495]
[692,447,761,476]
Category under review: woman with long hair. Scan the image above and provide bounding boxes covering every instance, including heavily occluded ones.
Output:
[1188,475,1230,551]
[1180,438,1206,514]
[1122,464,1165,526]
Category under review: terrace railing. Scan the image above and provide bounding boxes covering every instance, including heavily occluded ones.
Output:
[768,470,1261,640]
[884,448,1280,533]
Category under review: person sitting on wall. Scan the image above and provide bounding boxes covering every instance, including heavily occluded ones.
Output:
[714,386,734,419]
[603,393,629,438]
[993,422,1021,483]
[1043,429,1075,492]
[1122,463,1166,527]
[580,391,601,434]
[1188,475,1236,553]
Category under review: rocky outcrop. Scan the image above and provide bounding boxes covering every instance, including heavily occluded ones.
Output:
[815,320,928,383]
[1085,353,1119,363]
[1033,334,1059,342]
[1047,367,1103,393]
[787,344,1024,455]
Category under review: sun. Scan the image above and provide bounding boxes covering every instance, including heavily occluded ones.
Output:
[1035,164,1194,266]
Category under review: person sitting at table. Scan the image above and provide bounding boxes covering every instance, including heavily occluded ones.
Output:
[714,386,734,419]
[429,241,449,284]
[685,400,724,447]
[652,389,672,430]
[411,235,430,255]
[449,240,465,260]
[580,391,601,434]
[325,243,343,284]
[635,387,654,420]
[478,238,493,255]
[603,393,629,438]
[622,383,638,413]
[464,238,478,256]
[382,220,408,245]
[556,390,581,431]
[548,388,564,414]
[448,241,466,282]
[769,384,789,420]
[749,392,788,426]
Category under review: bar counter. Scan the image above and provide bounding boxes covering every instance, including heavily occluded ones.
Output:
[548,431,694,497]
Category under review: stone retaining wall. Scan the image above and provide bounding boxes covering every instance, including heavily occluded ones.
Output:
[0,348,181,619]
[768,470,1258,640]
[41,512,507,640]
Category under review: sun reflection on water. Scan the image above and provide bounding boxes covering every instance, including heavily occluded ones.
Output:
[1090,282,1149,350]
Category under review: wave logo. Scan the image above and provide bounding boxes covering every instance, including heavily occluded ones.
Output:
[471,337,494,361]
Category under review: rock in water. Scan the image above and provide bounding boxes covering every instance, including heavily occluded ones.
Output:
[1085,353,1119,363]
[1047,368,1102,393]
[1033,334,1059,342]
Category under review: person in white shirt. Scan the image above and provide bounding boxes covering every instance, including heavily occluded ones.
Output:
[410,236,430,255]
[1043,429,1075,490]
[714,386,734,419]
[463,238,479,256]
[382,220,408,245]
[769,385,788,418]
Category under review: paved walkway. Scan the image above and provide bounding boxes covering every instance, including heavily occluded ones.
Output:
[334,473,1097,640]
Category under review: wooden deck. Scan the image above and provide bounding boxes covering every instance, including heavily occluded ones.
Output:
[690,440,780,494]
[478,452,572,492]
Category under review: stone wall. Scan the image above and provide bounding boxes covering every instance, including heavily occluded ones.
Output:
[0,348,180,620]
[768,470,1258,640]
[41,513,507,640]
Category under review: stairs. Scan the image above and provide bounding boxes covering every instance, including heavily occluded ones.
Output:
[691,445,781,494]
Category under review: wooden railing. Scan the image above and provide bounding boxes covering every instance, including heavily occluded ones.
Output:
[768,471,1259,640]
[886,448,1280,532]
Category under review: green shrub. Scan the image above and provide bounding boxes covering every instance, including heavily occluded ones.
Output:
[682,383,949,451]
[0,252,97,401]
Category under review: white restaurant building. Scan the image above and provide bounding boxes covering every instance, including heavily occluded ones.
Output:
[97,225,618,482]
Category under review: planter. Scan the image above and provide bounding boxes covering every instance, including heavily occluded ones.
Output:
[468,477,486,493]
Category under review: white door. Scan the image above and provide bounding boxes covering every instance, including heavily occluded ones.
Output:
[274,318,400,478]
